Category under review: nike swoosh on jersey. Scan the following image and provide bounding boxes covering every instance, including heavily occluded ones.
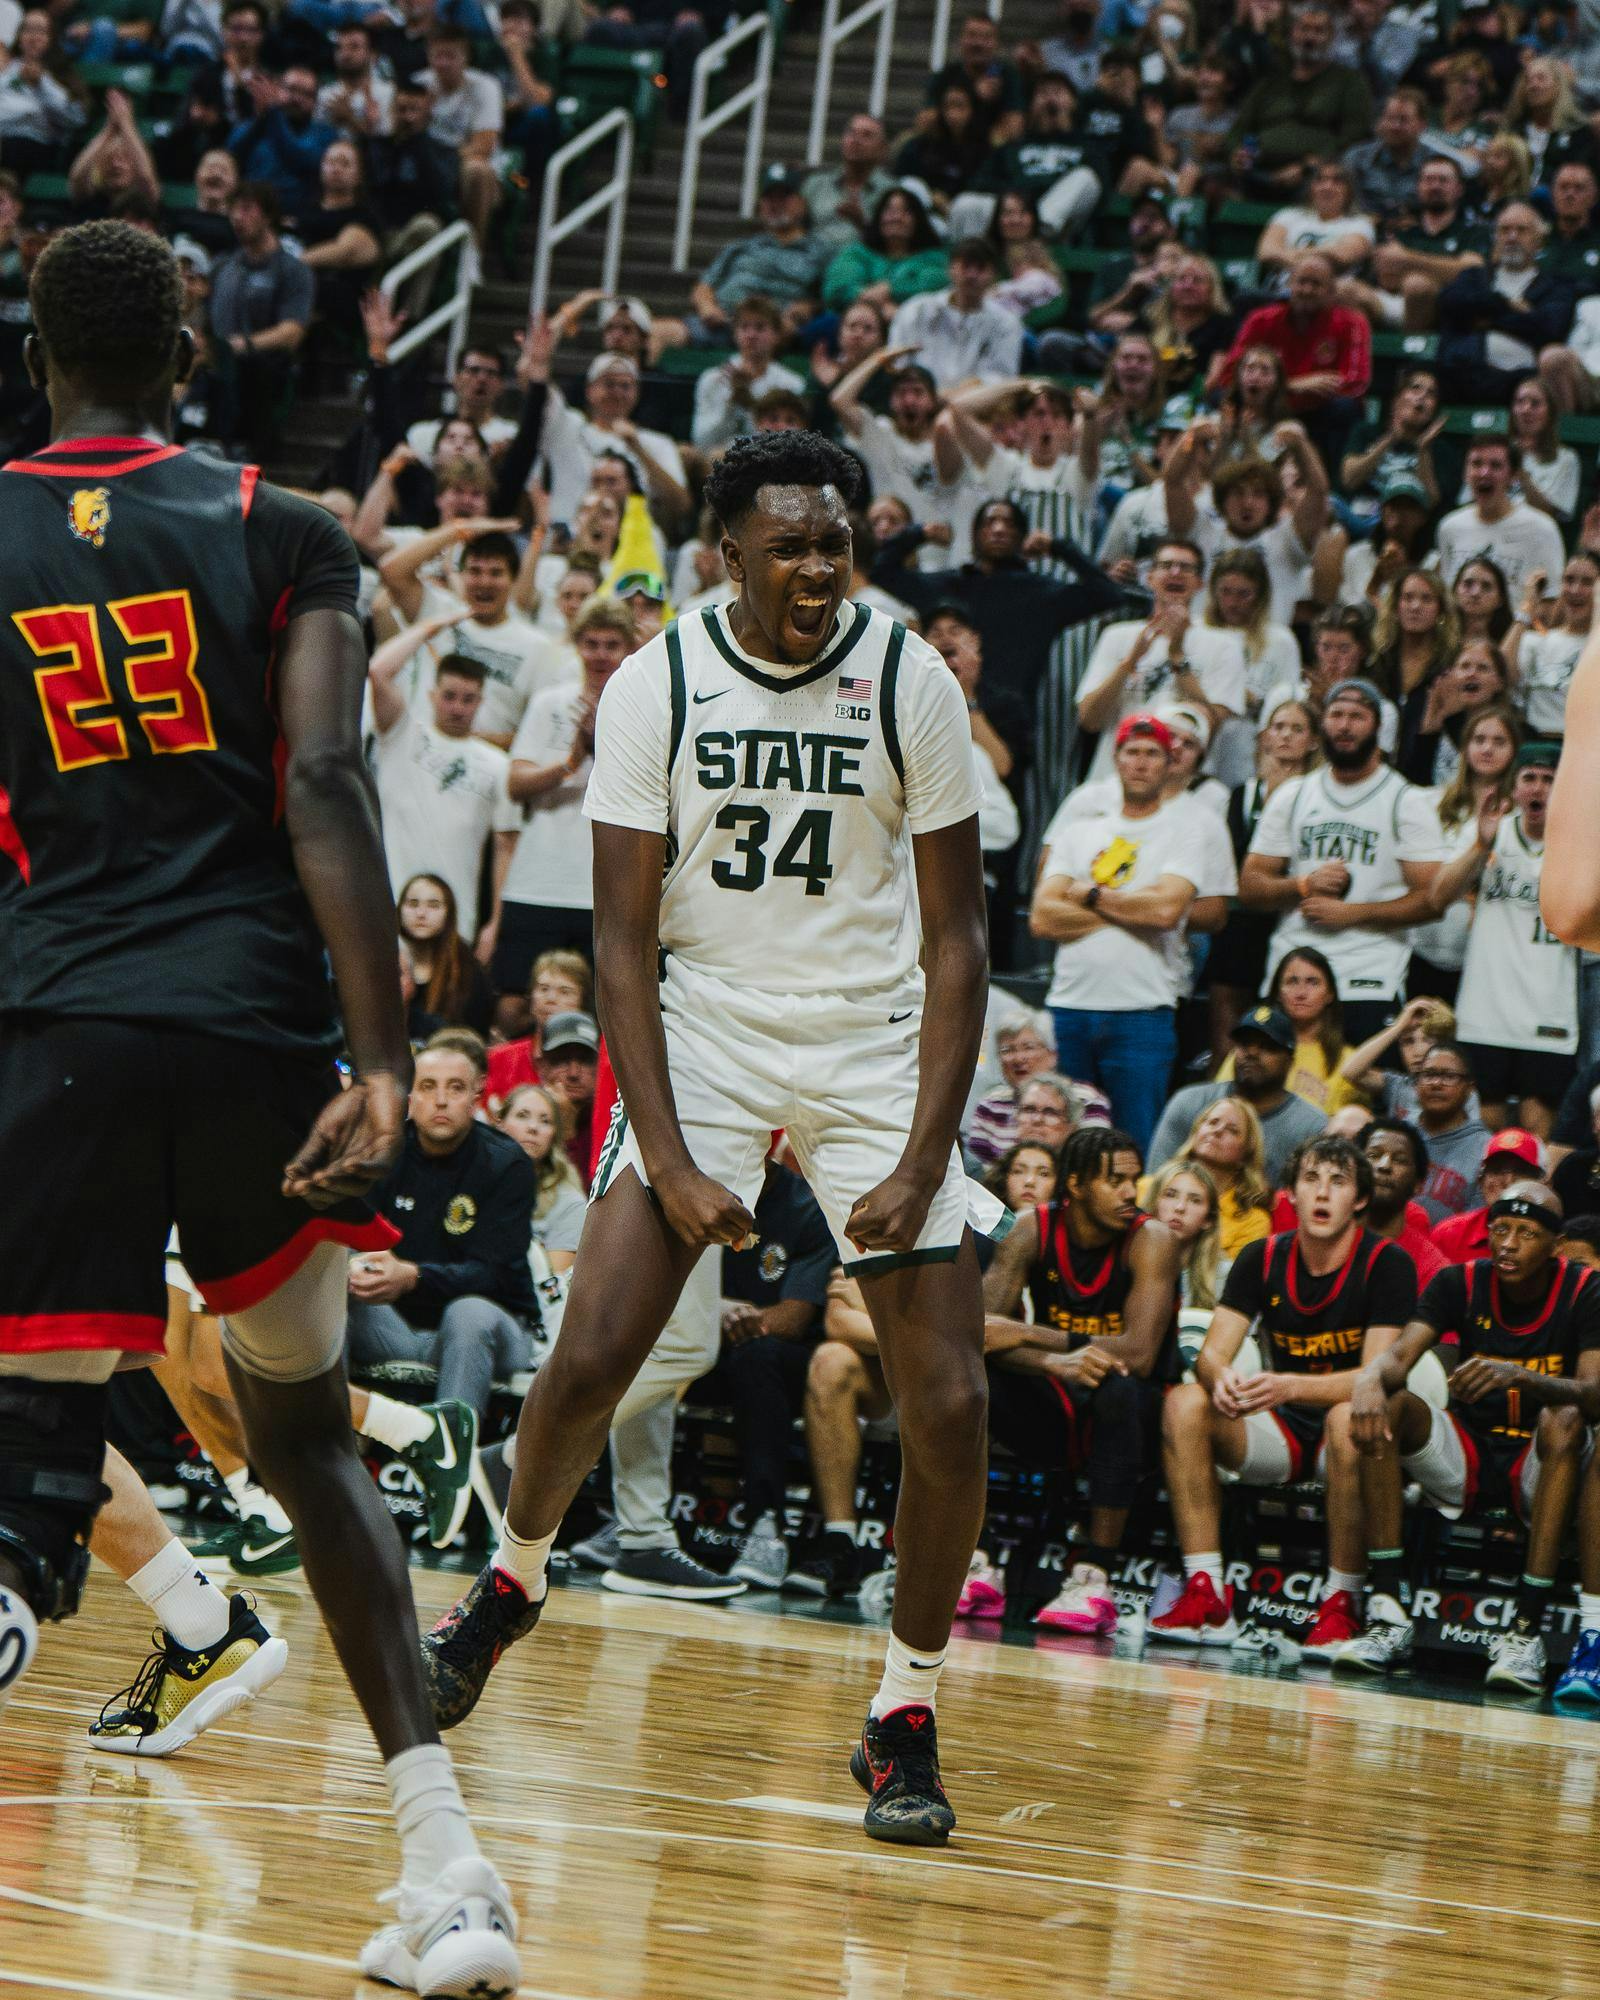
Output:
[693,688,732,704]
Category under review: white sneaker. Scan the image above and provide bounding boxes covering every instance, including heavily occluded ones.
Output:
[730,1513,788,1590]
[1486,1628,1549,1697]
[1333,1594,1414,1677]
[360,1855,520,1998]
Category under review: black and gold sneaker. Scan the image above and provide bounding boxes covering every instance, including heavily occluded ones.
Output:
[88,1594,288,1758]
[849,1705,956,1846]
[421,1564,543,1730]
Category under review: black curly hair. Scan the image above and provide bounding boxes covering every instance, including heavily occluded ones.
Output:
[703,429,864,533]
[30,221,184,402]
[1056,1126,1141,1203]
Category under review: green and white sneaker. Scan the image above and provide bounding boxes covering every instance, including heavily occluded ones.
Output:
[227,1523,302,1577]
[400,1401,479,1549]
[186,1520,248,1576]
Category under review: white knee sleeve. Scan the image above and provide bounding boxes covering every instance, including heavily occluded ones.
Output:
[1402,1405,1466,1512]
[219,1240,350,1385]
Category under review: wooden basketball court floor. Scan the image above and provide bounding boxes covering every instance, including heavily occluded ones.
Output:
[4,1564,1599,2000]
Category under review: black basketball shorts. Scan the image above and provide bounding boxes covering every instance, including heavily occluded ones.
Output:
[0,1017,396,1361]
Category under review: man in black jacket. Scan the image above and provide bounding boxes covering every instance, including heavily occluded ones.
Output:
[1436,204,1579,406]
[346,1047,537,1419]
[869,496,1131,729]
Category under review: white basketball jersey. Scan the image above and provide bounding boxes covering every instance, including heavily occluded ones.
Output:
[584,600,980,993]
[1256,763,1444,1000]
[1456,814,1577,1055]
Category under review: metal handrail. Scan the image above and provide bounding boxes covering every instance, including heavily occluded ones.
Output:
[806,0,895,166]
[380,219,475,377]
[529,106,634,316]
[673,6,776,272]
[929,0,1003,76]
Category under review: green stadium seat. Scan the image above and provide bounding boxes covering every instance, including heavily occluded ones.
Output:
[160,183,198,213]
[22,173,73,213]
[1089,195,1131,249]
[1558,413,1600,449]
[1050,243,1115,318]
[1221,256,1259,294]
[1442,405,1507,436]
[556,46,662,163]
[77,60,153,97]
[654,344,729,378]
[1369,330,1439,394]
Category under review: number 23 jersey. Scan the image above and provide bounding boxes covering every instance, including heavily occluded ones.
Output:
[0,438,358,1048]
[584,600,981,992]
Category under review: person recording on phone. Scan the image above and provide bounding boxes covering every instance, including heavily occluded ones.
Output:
[344,1045,538,1423]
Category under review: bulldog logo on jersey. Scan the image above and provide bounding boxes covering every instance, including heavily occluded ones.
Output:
[759,1242,789,1285]
[444,1194,478,1236]
[1090,835,1139,889]
[68,487,111,548]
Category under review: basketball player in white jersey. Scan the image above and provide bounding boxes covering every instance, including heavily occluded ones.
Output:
[1437,742,1577,1136]
[420,433,991,1848]
[1240,679,1445,1039]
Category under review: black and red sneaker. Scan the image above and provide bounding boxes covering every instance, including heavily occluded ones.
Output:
[848,1705,956,1846]
[420,1563,543,1729]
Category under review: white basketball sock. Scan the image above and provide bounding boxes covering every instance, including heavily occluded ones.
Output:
[1579,1591,1600,1631]
[1326,1569,1366,1602]
[128,1537,232,1651]
[386,1743,480,1886]
[870,1633,945,1719]
[1183,1553,1224,1591]
[359,1392,436,1455]
[823,1520,857,1540]
[493,1522,554,1603]
[222,1467,292,1534]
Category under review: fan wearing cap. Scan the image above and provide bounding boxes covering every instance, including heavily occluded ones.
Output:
[1031,714,1208,1151]
[1095,399,1200,591]
[1429,1129,1547,1263]
[1241,676,1447,1041]
[1077,539,1247,782]
[1346,1180,1600,1691]
[689,164,827,343]
[1149,1001,1329,1187]
[1428,740,1577,1137]
[691,294,807,452]
[517,315,690,530]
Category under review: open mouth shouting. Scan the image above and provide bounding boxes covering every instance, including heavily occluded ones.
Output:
[789,592,834,639]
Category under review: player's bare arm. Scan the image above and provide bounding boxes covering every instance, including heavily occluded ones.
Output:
[1543,604,1600,947]
[1194,1306,1252,1416]
[590,819,757,1251]
[1103,1221,1183,1379]
[276,604,411,1205]
[846,816,986,1258]
[1451,1348,1600,1422]
[1350,1314,1440,1451]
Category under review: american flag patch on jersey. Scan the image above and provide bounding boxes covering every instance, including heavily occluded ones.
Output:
[837,676,873,700]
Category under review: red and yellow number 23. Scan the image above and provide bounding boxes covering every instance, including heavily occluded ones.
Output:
[15,590,214,773]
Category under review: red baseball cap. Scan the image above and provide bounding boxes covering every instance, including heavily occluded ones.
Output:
[1484,1127,1543,1172]
[1115,712,1174,753]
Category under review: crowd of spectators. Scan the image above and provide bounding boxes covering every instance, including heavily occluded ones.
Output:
[49,0,1600,1666]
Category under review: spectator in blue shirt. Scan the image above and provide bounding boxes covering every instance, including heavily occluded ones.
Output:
[229,63,337,225]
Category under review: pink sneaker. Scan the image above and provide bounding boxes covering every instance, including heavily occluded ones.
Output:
[1035,1562,1118,1635]
[955,1552,1006,1620]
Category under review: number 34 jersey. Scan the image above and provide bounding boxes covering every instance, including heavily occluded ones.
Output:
[0,437,359,1049]
[584,600,981,992]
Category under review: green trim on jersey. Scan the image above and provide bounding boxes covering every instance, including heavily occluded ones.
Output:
[666,620,687,771]
[879,620,907,786]
[591,1099,631,1200]
[842,1243,962,1276]
[700,599,871,693]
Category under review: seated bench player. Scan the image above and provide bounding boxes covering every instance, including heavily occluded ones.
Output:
[1345,1181,1600,1694]
[968,1126,1183,1633]
[1153,1134,1418,1657]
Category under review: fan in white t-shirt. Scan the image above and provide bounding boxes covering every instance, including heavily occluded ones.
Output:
[1505,551,1600,738]
[381,517,574,747]
[490,597,636,1022]
[830,349,991,558]
[1076,537,1247,781]
[1164,416,1328,628]
[1434,435,1567,605]
[367,605,511,946]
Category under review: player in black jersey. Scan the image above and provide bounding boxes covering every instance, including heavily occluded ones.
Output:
[1154,1135,1418,1652]
[977,1127,1183,1633]
[1346,1181,1600,1691]
[0,224,518,1997]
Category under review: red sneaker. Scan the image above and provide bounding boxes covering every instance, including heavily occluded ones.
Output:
[1149,1571,1238,1647]
[1302,1589,1362,1663]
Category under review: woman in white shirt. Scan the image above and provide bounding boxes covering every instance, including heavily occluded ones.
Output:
[1409,699,1520,1001]
[1201,547,1302,786]
[1255,161,1377,294]
[1506,550,1600,738]
[497,1083,586,1270]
